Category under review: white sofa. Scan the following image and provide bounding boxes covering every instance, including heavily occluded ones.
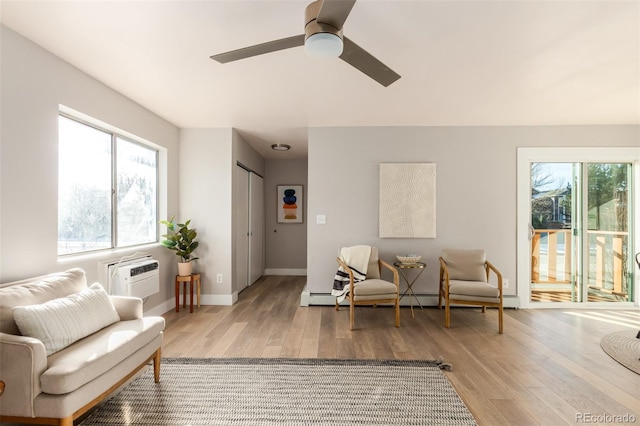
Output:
[0,268,165,426]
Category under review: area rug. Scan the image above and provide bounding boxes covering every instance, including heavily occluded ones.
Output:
[600,330,640,375]
[80,358,477,425]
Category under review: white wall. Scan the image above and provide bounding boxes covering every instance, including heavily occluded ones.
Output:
[179,128,265,302]
[306,125,640,304]
[0,26,180,313]
[179,128,234,303]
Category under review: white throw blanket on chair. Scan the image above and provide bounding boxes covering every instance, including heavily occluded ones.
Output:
[332,245,372,303]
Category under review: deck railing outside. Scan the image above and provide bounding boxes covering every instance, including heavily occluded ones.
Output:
[531,229,629,298]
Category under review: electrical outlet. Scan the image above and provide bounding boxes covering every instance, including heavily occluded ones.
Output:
[503,279,509,288]
[216,274,222,283]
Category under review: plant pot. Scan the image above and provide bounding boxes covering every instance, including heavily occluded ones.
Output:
[178,262,193,276]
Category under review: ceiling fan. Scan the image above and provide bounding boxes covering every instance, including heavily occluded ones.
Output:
[210,0,400,87]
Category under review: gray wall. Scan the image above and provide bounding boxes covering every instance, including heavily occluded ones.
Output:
[0,26,181,313]
[3,23,638,310]
[233,130,265,176]
[264,159,308,273]
[306,125,640,301]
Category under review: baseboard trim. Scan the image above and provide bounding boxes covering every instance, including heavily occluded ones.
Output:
[149,291,520,313]
[302,292,522,308]
[202,293,238,306]
[146,293,238,315]
[301,285,311,307]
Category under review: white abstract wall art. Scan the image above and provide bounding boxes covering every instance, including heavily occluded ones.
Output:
[379,163,436,238]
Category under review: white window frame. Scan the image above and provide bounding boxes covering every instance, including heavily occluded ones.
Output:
[517,147,640,308]
[58,110,161,257]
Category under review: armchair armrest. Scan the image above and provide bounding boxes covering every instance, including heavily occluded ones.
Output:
[439,257,450,290]
[485,261,503,294]
[379,259,399,287]
[0,332,47,417]
[110,295,143,320]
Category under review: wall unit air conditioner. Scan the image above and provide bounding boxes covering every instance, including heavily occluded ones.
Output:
[111,258,160,299]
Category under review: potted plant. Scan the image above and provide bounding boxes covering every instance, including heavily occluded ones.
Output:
[160,216,199,276]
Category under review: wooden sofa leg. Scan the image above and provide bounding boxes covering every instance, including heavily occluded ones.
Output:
[153,348,161,383]
[60,415,73,426]
[498,305,504,334]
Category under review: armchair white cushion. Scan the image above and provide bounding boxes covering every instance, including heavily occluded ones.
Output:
[439,249,504,333]
[335,246,400,330]
[441,249,487,282]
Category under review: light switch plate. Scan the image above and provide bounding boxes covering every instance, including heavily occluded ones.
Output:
[316,214,326,225]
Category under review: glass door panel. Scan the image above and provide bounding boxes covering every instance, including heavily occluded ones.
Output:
[530,162,633,304]
[530,162,578,303]
[586,163,631,302]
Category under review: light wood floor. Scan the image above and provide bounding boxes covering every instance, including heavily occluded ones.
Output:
[162,275,640,425]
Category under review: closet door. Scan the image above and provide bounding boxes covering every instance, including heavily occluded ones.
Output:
[235,166,250,293]
[248,173,264,285]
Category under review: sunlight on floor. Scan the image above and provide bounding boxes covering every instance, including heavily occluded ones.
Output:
[563,311,640,328]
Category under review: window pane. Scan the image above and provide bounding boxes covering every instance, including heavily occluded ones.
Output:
[587,163,629,232]
[116,137,157,247]
[58,116,112,255]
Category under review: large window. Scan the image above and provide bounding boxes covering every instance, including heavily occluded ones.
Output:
[58,115,158,255]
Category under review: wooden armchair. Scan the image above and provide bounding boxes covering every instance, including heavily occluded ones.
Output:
[335,246,400,330]
[439,249,504,333]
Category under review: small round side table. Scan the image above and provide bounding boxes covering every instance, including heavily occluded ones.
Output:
[393,261,426,318]
[175,273,201,313]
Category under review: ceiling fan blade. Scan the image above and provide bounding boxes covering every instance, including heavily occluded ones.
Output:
[316,0,357,30]
[211,35,305,63]
[340,37,401,87]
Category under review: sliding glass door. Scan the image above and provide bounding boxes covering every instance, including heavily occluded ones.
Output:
[530,162,632,303]
[585,163,632,302]
[518,148,638,307]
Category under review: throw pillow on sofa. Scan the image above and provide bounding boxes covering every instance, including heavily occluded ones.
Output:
[12,282,120,355]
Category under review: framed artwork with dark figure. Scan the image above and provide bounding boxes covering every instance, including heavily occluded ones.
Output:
[277,184,303,223]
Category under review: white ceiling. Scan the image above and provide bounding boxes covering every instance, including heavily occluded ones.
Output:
[1,0,638,159]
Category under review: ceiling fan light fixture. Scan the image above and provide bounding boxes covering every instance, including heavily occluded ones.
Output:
[271,143,291,152]
[210,0,400,86]
[305,32,343,58]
